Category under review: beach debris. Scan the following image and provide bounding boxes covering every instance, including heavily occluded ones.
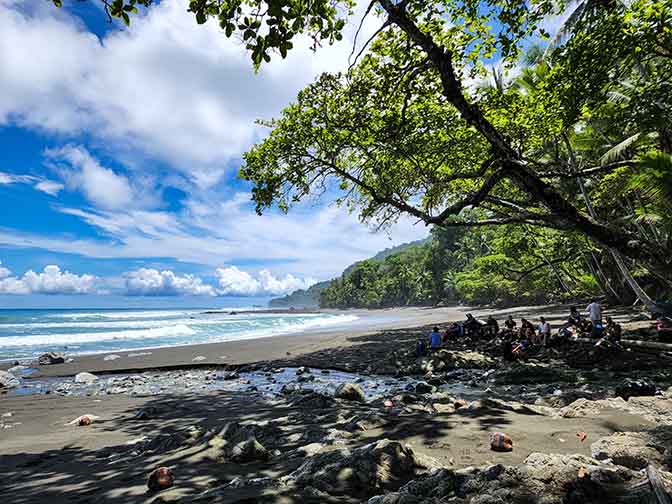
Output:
[38,352,65,366]
[0,370,20,390]
[68,414,99,426]
[335,382,366,402]
[103,354,121,361]
[490,432,514,452]
[577,431,588,442]
[75,372,98,384]
[147,467,174,492]
[192,355,206,362]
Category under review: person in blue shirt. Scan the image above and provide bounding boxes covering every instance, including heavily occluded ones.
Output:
[430,326,442,349]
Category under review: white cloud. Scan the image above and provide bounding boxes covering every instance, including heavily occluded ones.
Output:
[0,170,63,196]
[0,0,384,186]
[46,145,134,210]
[124,268,217,296]
[215,266,315,296]
[0,263,99,295]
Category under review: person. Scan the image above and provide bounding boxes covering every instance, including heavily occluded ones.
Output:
[504,315,517,331]
[429,326,442,349]
[464,313,483,338]
[512,334,530,359]
[586,299,602,325]
[485,315,499,336]
[444,323,460,342]
[501,333,515,361]
[568,307,582,327]
[520,318,535,339]
[416,338,427,357]
[596,316,622,350]
[537,316,551,346]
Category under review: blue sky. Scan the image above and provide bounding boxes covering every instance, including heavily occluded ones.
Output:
[0,0,430,307]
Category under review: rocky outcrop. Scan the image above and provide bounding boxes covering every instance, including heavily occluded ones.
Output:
[614,378,657,400]
[494,362,576,385]
[591,426,672,470]
[368,453,672,504]
[0,370,20,390]
[38,352,65,365]
[285,439,436,498]
[335,382,366,402]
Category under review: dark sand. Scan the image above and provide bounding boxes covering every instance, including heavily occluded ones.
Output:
[0,304,664,503]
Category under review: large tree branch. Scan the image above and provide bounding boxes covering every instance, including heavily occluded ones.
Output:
[540,160,637,178]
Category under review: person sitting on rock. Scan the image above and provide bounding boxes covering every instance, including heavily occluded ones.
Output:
[512,334,530,359]
[537,317,551,346]
[568,306,582,326]
[485,315,499,337]
[520,318,535,339]
[504,315,517,332]
[429,326,442,350]
[596,316,623,350]
[464,313,483,338]
[443,323,461,343]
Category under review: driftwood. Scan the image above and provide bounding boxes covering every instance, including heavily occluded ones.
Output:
[571,337,672,353]
[648,465,672,504]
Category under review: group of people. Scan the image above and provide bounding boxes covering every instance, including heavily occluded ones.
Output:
[417,299,624,360]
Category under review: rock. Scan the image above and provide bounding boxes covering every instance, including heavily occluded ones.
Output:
[429,350,495,370]
[297,374,315,383]
[221,371,240,380]
[230,437,270,463]
[614,378,657,400]
[591,427,672,470]
[371,452,672,504]
[74,372,98,384]
[38,352,65,366]
[296,366,310,375]
[557,397,628,418]
[285,439,431,498]
[147,467,174,492]
[192,355,206,362]
[68,414,99,426]
[494,362,576,385]
[0,370,20,390]
[103,354,121,361]
[414,382,434,394]
[490,432,513,452]
[335,382,366,402]
[290,391,336,409]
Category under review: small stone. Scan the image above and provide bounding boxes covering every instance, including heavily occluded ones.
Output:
[334,383,366,402]
[192,355,206,362]
[38,352,65,366]
[490,432,513,452]
[147,467,174,492]
[104,354,121,361]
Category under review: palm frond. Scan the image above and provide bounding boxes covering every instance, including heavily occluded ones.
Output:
[599,132,641,166]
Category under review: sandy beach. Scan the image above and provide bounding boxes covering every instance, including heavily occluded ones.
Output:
[2,304,671,503]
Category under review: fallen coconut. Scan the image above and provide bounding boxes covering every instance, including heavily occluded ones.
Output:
[147,467,174,492]
[490,431,513,452]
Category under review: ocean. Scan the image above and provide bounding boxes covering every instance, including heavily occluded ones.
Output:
[0,308,359,361]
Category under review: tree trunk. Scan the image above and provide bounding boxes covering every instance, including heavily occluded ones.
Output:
[379,0,672,280]
[563,133,662,313]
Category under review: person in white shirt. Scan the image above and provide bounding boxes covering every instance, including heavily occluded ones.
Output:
[538,317,551,346]
[586,299,602,323]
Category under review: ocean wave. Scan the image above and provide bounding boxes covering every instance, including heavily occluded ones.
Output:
[0,324,196,347]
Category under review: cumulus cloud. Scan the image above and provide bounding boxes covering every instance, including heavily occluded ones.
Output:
[0,0,383,186]
[46,145,134,210]
[124,268,217,296]
[0,263,99,295]
[0,170,63,196]
[216,266,315,296]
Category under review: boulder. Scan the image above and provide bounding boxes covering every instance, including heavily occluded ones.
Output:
[290,391,336,409]
[74,372,98,384]
[206,421,281,463]
[414,382,435,395]
[285,439,432,498]
[428,350,495,371]
[38,352,65,366]
[0,370,20,390]
[230,437,270,463]
[591,427,672,470]
[335,382,366,402]
[614,378,657,401]
[494,362,575,385]
[370,452,672,504]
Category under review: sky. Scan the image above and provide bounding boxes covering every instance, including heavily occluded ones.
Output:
[0,0,432,308]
